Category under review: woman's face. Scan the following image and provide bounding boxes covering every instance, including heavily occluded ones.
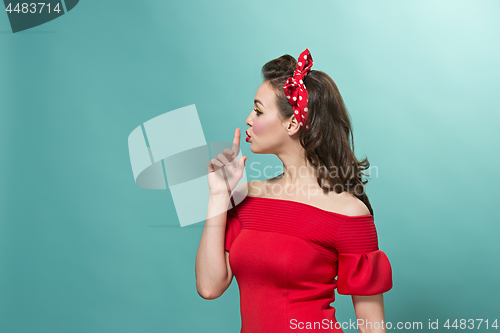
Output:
[245,80,296,154]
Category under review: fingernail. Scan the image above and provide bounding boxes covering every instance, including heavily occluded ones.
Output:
[228,150,234,155]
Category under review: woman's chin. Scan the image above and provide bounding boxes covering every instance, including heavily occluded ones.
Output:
[249,143,259,153]
[248,139,265,154]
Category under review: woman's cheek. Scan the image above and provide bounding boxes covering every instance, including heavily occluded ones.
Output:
[252,121,268,135]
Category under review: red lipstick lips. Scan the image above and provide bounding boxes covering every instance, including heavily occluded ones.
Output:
[246,130,251,142]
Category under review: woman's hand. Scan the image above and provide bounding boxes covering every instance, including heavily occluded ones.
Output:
[206,127,247,197]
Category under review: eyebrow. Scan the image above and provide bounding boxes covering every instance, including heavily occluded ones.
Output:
[254,99,265,107]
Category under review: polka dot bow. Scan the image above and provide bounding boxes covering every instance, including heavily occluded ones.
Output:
[283,48,313,130]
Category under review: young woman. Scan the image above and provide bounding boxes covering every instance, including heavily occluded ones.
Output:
[196,49,393,333]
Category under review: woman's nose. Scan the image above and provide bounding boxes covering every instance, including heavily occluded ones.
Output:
[245,112,253,127]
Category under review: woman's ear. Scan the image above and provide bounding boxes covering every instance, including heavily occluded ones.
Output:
[285,115,301,136]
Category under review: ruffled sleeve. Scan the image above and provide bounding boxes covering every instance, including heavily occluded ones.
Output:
[336,216,393,296]
[224,197,242,252]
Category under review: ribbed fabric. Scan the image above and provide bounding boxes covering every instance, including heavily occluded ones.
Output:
[222,191,393,333]
[336,217,379,253]
[225,192,376,267]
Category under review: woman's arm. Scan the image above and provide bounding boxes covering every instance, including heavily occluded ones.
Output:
[352,294,387,333]
[196,130,246,300]
[195,193,234,300]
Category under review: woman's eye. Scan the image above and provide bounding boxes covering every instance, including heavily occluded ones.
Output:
[254,108,263,115]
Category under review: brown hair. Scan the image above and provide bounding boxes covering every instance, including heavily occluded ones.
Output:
[262,54,374,217]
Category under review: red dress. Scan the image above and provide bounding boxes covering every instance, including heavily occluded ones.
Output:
[224,191,393,333]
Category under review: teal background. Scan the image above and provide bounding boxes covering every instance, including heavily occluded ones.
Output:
[1,0,499,332]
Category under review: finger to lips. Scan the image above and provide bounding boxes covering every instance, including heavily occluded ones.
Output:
[232,128,240,157]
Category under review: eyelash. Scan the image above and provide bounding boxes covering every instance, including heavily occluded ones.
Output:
[254,108,263,115]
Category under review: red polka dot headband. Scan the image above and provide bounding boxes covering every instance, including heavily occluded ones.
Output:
[283,48,313,130]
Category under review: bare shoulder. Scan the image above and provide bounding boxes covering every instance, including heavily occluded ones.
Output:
[334,191,371,217]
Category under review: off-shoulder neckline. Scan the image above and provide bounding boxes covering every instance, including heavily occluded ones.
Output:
[235,192,373,219]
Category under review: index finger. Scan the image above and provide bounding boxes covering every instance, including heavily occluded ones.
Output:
[232,127,240,156]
